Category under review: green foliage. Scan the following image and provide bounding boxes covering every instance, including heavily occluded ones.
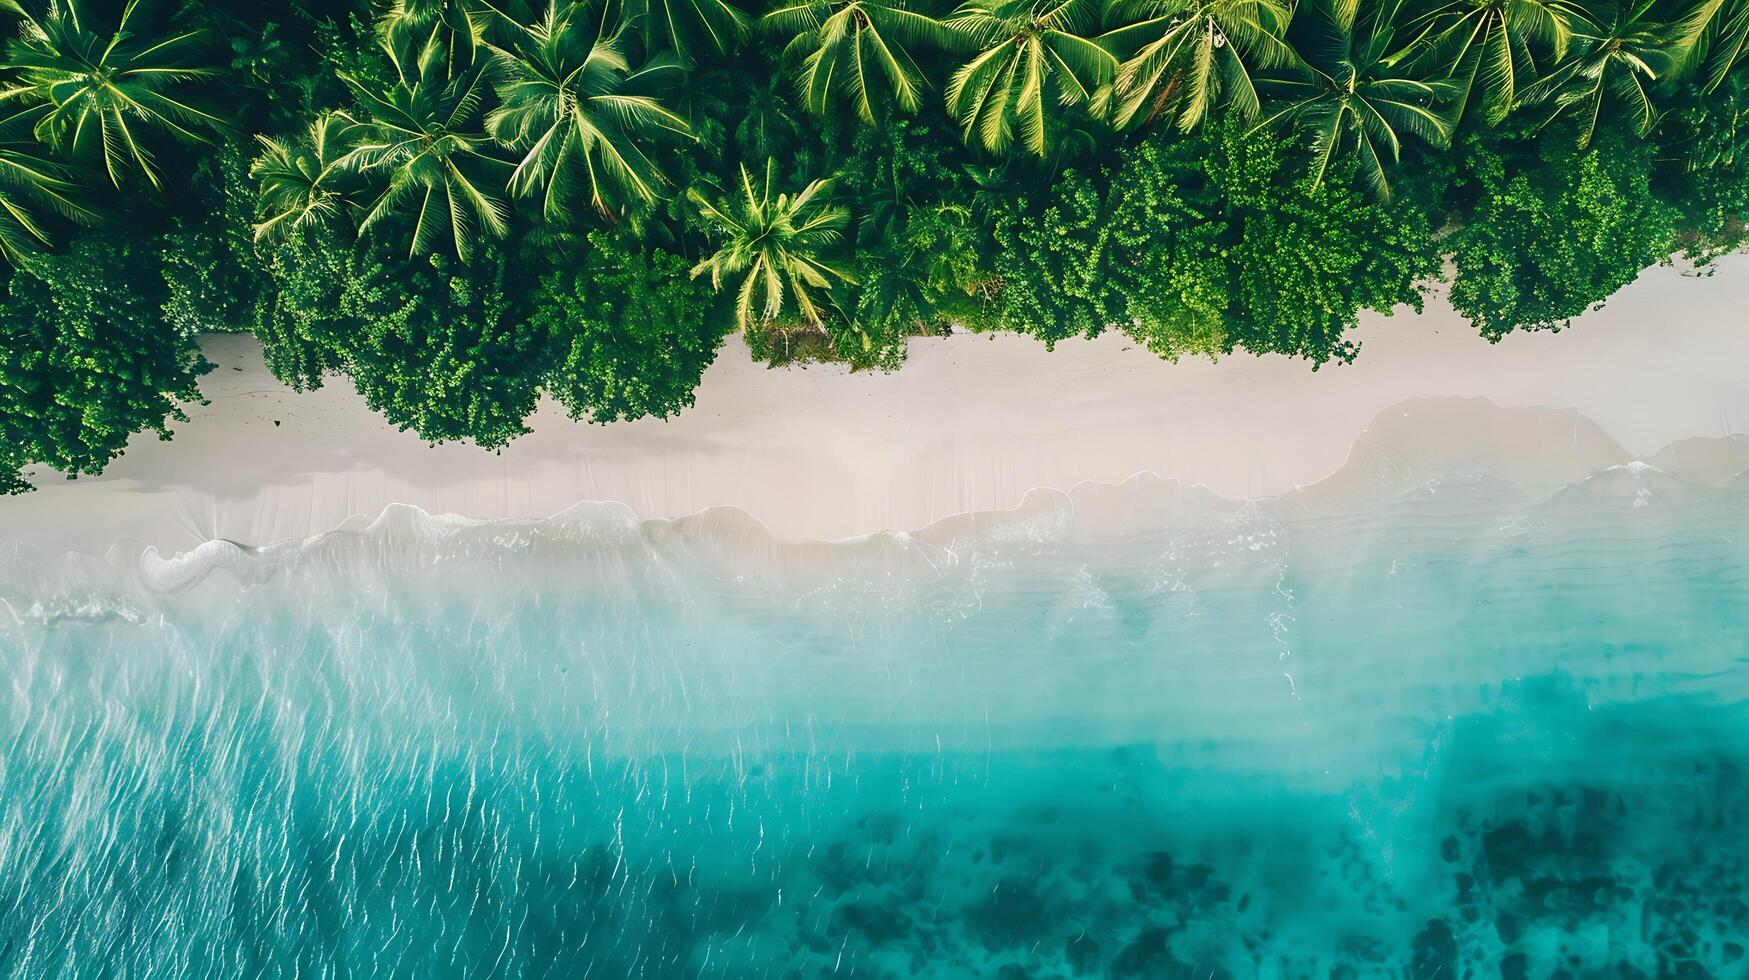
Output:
[852,202,982,366]
[206,8,344,133]
[1101,136,1229,359]
[979,124,1431,364]
[841,117,989,364]
[0,227,211,492]
[253,226,354,387]
[980,137,1231,356]
[1657,79,1749,263]
[257,231,546,447]
[987,172,1112,345]
[532,232,727,421]
[1447,129,1678,339]
[162,145,270,334]
[1211,123,1440,363]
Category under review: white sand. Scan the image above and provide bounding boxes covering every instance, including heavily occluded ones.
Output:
[4,254,1748,557]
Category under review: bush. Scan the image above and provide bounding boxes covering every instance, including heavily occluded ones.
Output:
[1,230,212,493]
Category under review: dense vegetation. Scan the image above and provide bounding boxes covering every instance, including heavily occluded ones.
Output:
[1,0,1746,491]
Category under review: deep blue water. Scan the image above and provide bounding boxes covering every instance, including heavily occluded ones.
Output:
[2,415,1747,978]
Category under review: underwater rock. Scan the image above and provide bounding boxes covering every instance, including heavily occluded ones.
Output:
[970,876,1058,951]
[1064,934,1100,975]
[1481,822,1538,883]
[832,899,911,944]
[1409,919,1457,980]
[1110,927,1194,978]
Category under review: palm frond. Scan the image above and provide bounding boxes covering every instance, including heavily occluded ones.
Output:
[689,160,853,331]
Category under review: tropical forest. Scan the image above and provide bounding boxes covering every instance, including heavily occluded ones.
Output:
[1,0,1746,492]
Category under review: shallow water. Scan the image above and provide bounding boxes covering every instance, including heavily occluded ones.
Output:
[3,402,1748,978]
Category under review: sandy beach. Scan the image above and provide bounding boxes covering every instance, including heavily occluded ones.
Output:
[3,253,1747,558]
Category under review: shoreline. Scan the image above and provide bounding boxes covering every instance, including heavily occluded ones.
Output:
[3,254,1748,557]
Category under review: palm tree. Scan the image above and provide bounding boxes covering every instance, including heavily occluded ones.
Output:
[379,0,546,73]
[1517,0,1674,146]
[688,160,854,330]
[0,104,96,266]
[342,27,511,260]
[1255,0,1456,198]
[629,0,753,64]
[251,111,364,244]
[1096,0,1297,131]
[1672,0,1749,91]
[1404,0,1584,125]
[486,2,692,222]
[944,0,1118,155]
[381,0,474,58]
[0,0,232,189]
[764,0,958,123]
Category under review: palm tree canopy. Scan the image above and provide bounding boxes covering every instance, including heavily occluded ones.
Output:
[944,0,1119,155]
[251,111,364,244]
[629,0,753,63]
[486,2,693,222]
[1097,0,1297,131]
[0,0,232,188]
[1403,0,1585,124]
[688,160,854,330]
[342,26,512,260]
[1518,0,1676,146]
[764,0,958,123]
[378,0,525,69]
[1255,0,1457,198]
[0,103,97,266]
[1672,0,1749,91]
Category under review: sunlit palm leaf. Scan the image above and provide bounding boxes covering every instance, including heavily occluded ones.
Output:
[1672,0,1749,91]
[688,159,854,330]
[1517,0,1673,147]
[251,111,365,243]
[0,103,96,266]
[1404,0,1582,125]
[1097,0,1295,131]
[381,0,484,70]
[630,0,752,63]
[1254,0,1455,198]
[765,0,957,123]
[0,0,232,188]
[944,0,1118,155]
[342,27,510,260]
[486,3,692,222]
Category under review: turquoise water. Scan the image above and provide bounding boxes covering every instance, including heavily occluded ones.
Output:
[2,410,1748,978]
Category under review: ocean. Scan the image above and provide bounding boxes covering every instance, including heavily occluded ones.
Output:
[2,405,1746,978]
